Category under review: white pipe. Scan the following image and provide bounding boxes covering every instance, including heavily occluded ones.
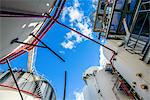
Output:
[28,48,36,72]
[122,18,130,41]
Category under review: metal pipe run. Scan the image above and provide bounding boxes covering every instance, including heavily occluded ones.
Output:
[1,10,116,54]
[46,15,117,70]
[0,0,67,64]
[51,17,117,70]
[54,19,116,53]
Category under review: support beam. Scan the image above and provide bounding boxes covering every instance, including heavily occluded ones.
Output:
[11,38,46,48]
[114,9,133,14]
[129,0,141,32]
[142,36,150,54]
[30,34,65,62]
[133,13,149,49]
[138,9,150,13]
[141,1,150,5]
[6,59,24,100]
[116,0,128,34]
[127,0,141,46]
[10,35,65,62]
[0,10,48,18]
[93,0,101,32]
[107,0,117,37]
[63,71,67,100]
[54,19,116,53]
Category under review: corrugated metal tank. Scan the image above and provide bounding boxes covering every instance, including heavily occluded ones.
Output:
[0,70,56,100]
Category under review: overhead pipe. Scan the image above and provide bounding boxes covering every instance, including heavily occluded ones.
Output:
[54,18,116,53]
[0,0,116,70]
[46,15,117,70]
[27,0,66,51]
[29,0,65,48]
[0,0,66,64]
[0,0,61,63]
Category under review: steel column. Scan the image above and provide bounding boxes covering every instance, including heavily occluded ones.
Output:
[133,13,148,49]
[127,0,141,46]
[107,0,117,37]
[116,0,128,34]
[63,71,67,100]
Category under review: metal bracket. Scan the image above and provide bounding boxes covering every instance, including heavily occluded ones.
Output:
[10,34,65,62]
[10,38,46,48]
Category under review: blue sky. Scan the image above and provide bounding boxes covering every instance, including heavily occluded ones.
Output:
[0,0,106,100]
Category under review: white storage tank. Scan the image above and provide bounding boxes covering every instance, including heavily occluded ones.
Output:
[0,70,56,100]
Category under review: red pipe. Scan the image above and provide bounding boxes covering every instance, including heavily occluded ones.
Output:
[0,0,62,63]
[31,0,63,42]
[110,52,116,70]
[0,84,41,98]
[54,19,116,53]
[0,0,66,64]
[119,80,134,99]
[49,17,117,70]
[30,0,66,46]
[26,0,65,50]
[26,0,66,55]
[0,50,26,64]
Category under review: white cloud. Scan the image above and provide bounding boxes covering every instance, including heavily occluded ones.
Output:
[61,7,68,21]
[61,0,83,22]
[74,0,80,8]
[68,8,83,22]
[76,22,92,38]
[92,0,98,3]
[61,0,93,49]
[74,91,84,100]
[66,31,82,43]
[59,50,65,54]
[92,0,98,9]
[61,40,75,49]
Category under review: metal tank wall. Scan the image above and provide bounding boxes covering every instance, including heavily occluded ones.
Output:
[0,70,56,100]
[103,40,150,100]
